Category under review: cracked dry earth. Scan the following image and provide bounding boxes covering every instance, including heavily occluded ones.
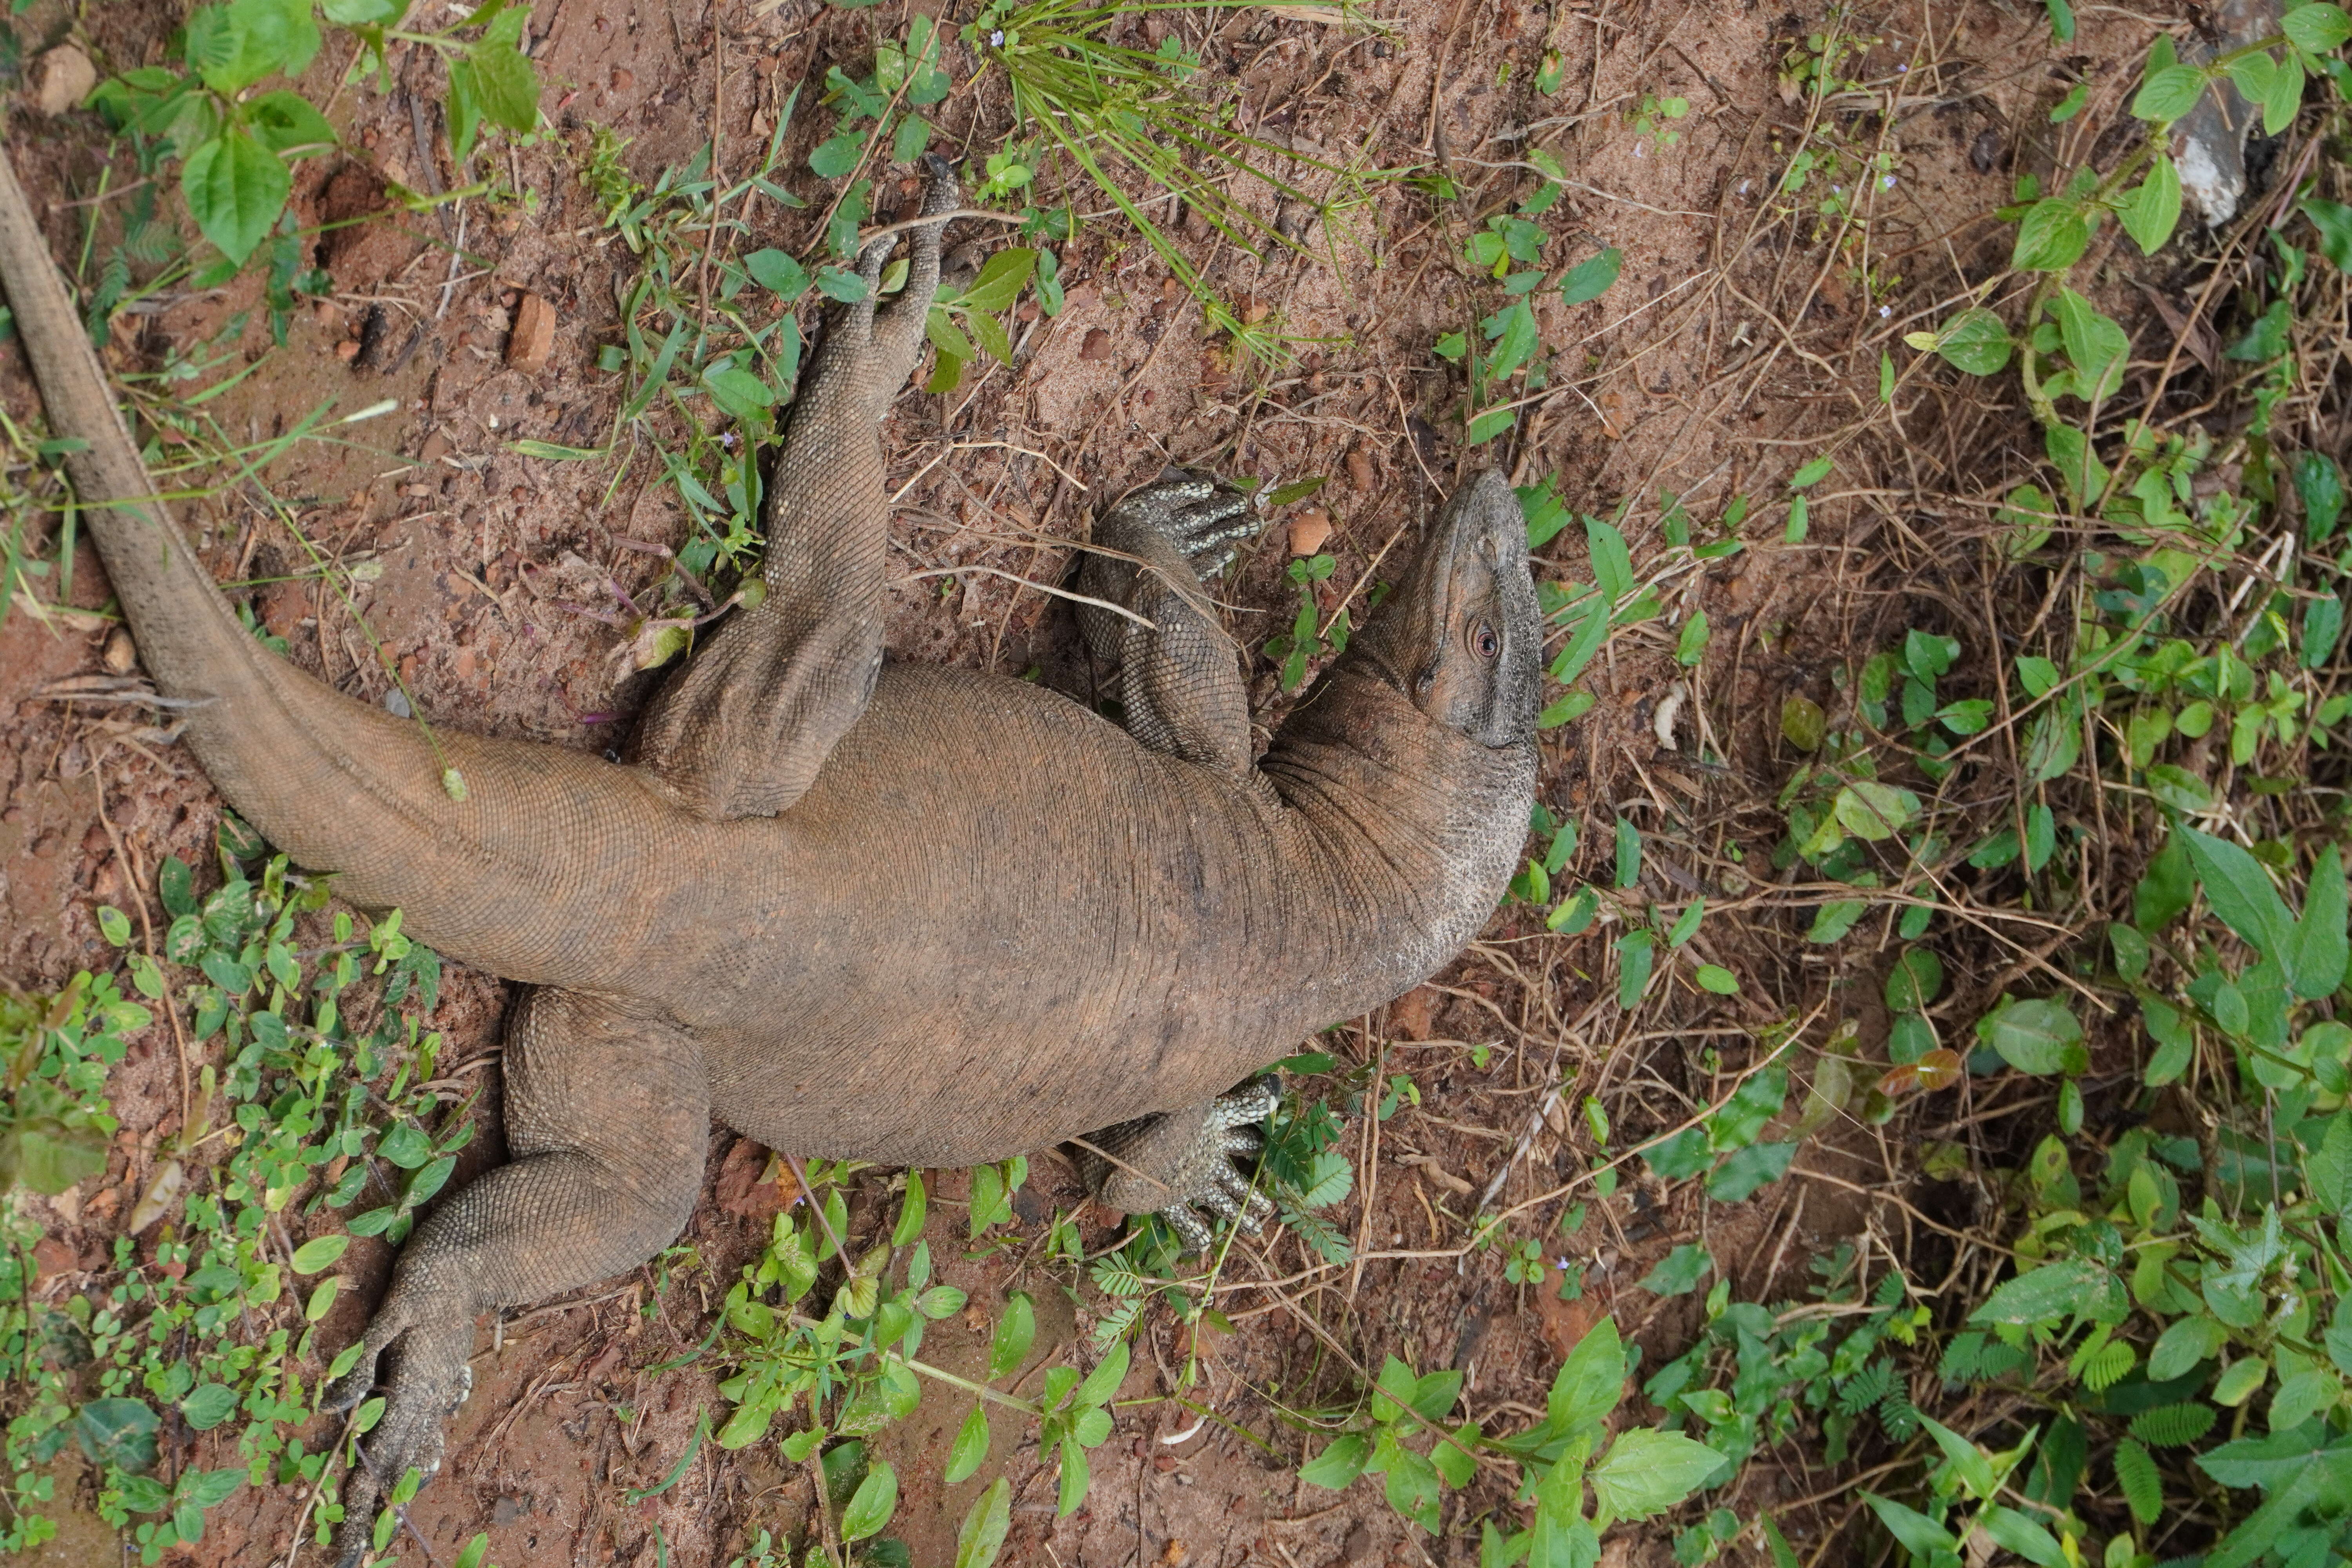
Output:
[0,0,2193,1561]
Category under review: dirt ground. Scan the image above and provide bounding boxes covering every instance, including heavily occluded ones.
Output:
[0,0,2210,1561]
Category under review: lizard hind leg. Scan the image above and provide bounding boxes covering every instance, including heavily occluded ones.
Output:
[323,988,708,1568]
[869,154,962,390]
[1076,1078,1280,1255]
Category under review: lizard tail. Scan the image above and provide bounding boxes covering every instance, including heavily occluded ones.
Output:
[0,143,676,985]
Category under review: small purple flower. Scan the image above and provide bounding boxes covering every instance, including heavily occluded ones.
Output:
[1883,174,1898,189]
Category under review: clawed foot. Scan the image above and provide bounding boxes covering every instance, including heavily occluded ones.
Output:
[1153,1078,1280,1254]
[327,1319,474,1568]
[1110,470,1264,579]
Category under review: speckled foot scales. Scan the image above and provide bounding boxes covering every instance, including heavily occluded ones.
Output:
[1076,471,1264,777]
[325,990,708,1567]
[1077,1079,1280,1253]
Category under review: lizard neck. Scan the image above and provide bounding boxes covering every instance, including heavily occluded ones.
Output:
[1258,666,1537,1011]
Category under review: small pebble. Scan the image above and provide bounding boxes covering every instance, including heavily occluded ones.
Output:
[1288,508,1332,556]
[101,627,136,674]
[384,690,413,718]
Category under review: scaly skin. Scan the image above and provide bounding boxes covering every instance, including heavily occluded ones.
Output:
[0,140,1541,1564]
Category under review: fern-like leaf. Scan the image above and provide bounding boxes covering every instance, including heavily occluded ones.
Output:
[1089,1295,1145,1352]
[1279,1202,1354,1265]
[2129,1402,2217,1448]
[2113,1436,2162,1525]
[1877,1388,1921,1442]
[1088,1257,1148,1298]
[2080,1339,2136,1393]
[1837,1362,1893,1414]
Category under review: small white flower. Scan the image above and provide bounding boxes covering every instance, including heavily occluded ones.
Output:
[1878,305,1891,318]
[989,28,1004,46]
[1883,174,1898,189]
[1557,1257,1573,1271]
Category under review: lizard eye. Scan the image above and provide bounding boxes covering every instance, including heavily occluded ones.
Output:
[1472,622,1500,660]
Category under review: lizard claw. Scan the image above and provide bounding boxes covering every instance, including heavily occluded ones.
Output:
[1107,469,1264,578]
[1151,1078,1279,1255]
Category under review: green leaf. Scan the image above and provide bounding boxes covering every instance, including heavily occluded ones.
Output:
[74,1399,160,1472]
[1074,1341,1129,1408]
[1545,1315,1625,1440]
[988,1292,1034,1379]
[2012,199,2091,271]
[746,248,811,301]
[179,1383,238,1431]
[810,130,865,179]
[2286,846,2350,999]
[2054,288,2130,403]
[1637,1245,1711,1296]
[289,1234,350,1274]
[1299,1432,1370,1489]
[1978,1505,2065,1567]
[1587,517,1635,602]
[2114,1436,2163,1524]
[1675,611,1710,666]
[1970,1259,2117,1325]
[1885,948,1945,1011]
[181,125,291,266]
[1694,964,1739,994]
[2308,200,2352,274]
[1791,456,1834,488]
[1864,1493,1957,1556]
[1918,1414,1995,1500]
[2149,1314,2225,1381]
[1807,898,1866,943]
[839,1459,898,1540]
[1933,307,2013,375]
[2286,2,2352,52]
[2197,1422,2332,1489]
[960,248,1039,313]
[2133,63,2209,122]
[245,91,337,156]
[1559,246,1622,305]
[1834,781,1918,840]
[1978,998,2086,1075]
[2183,827,2295,959]
[1616,929,1654,1009]
[953,1477,1013,1568]
[1588,1428,1724,1524]
[2121,154,2183,256]
[1056,1433,1090,1515]
[1705,1141,1796,1203]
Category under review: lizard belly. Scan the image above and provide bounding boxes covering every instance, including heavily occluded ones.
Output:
[675,662,1326,1165]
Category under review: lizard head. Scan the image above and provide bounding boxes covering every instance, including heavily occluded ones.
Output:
[1349,468,1541,749]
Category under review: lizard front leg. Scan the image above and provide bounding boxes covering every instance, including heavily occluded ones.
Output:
[1074,1079,1279,1253]
[325,989,707,1567]
[1076,471,1265,777]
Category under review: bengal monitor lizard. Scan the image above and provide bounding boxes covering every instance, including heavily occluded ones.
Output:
[0,149,1541,1562]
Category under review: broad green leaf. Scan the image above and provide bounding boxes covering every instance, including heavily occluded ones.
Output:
[1932,307,2012,375]
[2286,846,2350,999]
[1299,1432,1370,1489]
[2054,288,2129,403]
[2285,2,2352,52]
[181,126,291,265]
[2012,199,2091,271]
[1705,1141,1796,1202]
[2149,1314,2225,1381]
[2308,199,2352,274]
[2183,827,2294,959]
[960,248,1039,313]
[2132,63,2209,122]
[1546,1315,1625,1440]
[745,248,811,301]
[1074,1341,1129,1408]
[839,1460,897,1540]
[953,1477,1013,1568]
[1636,1244,1711,1296]
[1559,246,1622,305]
[1588,1428,1724,1523]
[1978,997,2087,1075]
[1971,1258,2117,1325]
[2122,155,2183,256]
[245,90,337,156]
[1918,1415,1996,1500]
[1587,517,1635,602]
[989,1292,1034,1379]
[1834,781,1918,840]
[180,1383,238,1431]
[289,1234,349,1274]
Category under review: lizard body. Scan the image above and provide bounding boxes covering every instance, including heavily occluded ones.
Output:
[0,146,1540,1562]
